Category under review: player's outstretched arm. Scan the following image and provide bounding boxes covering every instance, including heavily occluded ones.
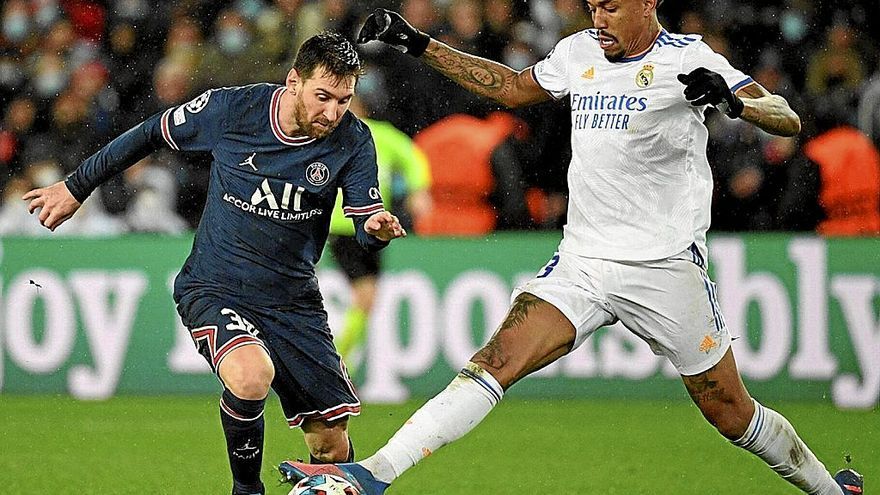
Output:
[678,67,800,137]
[22,181,81,231]
[357,9,549,108]
[735,83,801,137]
[364,211,407,242]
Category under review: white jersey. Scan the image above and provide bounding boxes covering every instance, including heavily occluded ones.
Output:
[533,29,752,261]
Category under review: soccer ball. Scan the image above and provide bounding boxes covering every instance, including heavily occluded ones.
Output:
[288,473,361,495]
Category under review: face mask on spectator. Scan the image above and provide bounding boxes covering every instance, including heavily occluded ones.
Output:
[780,11,806,43]
[3,13,29,43]
[219,27,249,54]
[35,71,66,97]
[236,0,263,20]
[0,59,24,88]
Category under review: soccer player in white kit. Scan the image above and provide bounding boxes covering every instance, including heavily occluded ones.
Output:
[280,1,864,494]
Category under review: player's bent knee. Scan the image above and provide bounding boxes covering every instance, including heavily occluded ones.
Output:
[700,400,753,440]
[219,345,275,400]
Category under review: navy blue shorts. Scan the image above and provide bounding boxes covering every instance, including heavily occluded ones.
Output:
[176,292,359,428]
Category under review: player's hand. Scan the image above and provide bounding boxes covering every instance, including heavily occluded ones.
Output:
[677,67,744,118]
[22,180,81,231]
[357,8,430,57]
[365,211,407,242]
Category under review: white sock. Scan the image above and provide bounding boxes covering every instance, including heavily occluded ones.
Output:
[360,362,504,483]
[733,400,841,495]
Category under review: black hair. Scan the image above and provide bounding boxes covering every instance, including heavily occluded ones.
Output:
[293,31,363,83]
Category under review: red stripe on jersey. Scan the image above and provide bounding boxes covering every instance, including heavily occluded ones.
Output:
[343,203,385,217]
[214,335,266,368]
[220,397,265,421]
[160,109,179,150]
[287,403,361,428]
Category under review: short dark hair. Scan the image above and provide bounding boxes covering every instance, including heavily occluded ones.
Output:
[293,31,363,84]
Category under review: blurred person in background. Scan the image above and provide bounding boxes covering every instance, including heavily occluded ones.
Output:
[329,89,432,376]
[778,89,880,235]
[122,156,189,234]
[858,68,880,151]
[806,21,865,96]
[281,2,863,495]
[413,111,532,233]
[198,8,268,88]
[295,0,362,49]
[0,95,37,184]
[22,32,405,495]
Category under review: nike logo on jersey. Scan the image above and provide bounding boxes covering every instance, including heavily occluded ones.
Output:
[239,152,258,171]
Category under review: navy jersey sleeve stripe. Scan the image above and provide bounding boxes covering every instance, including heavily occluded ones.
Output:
[343,203,385,217]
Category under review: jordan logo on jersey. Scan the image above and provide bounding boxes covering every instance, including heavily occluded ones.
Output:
[239,152,258,171]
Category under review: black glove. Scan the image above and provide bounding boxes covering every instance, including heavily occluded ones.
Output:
[357,8,430,57]
[677,67,744,118]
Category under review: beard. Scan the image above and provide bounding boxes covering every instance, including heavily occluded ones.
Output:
[293,96,338,139]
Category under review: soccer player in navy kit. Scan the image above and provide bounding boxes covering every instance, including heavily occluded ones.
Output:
[23,32,405,495]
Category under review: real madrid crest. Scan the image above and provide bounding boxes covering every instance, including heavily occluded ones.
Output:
[306,162,330,186]
[636,64,654,88]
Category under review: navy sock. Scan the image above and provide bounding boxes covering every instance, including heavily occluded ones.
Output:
[309,437,355,464]
[220,389,266,495]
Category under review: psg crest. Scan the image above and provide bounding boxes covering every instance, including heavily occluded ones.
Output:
[306,162,330,186]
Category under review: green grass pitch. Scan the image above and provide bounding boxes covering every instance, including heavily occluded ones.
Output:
[0,395,875,494]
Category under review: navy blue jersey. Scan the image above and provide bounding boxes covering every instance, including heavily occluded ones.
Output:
[67,83,388,307]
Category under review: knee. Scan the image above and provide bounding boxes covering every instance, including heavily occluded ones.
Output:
[702,399,755,440]
[220,348,274,400]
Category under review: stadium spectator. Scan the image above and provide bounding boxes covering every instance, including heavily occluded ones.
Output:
[0,95,37,179]
[413,111,530,234]
[858,70,880,151]
[805,21,865,96]
[122,156,189,234]
[280,4,862,495]
[778,91,880,235]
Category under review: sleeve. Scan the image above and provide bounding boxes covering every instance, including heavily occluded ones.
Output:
[682,41,754,93]
[64,87,231,202]
[65,111,165,202]
[157,88,230,152]
[341,135,389,252]
[531,34,575,100]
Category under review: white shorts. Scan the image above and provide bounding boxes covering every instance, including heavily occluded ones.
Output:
[512,245,730,376]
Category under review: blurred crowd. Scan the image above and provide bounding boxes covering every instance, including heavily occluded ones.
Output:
[1,0,879,236]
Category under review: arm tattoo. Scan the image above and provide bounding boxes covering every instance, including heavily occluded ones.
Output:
[423,42,516,105]
[685,373,725,405]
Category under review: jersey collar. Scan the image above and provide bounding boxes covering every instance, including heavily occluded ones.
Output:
[615,28,663,63]
[270,87,317,146]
